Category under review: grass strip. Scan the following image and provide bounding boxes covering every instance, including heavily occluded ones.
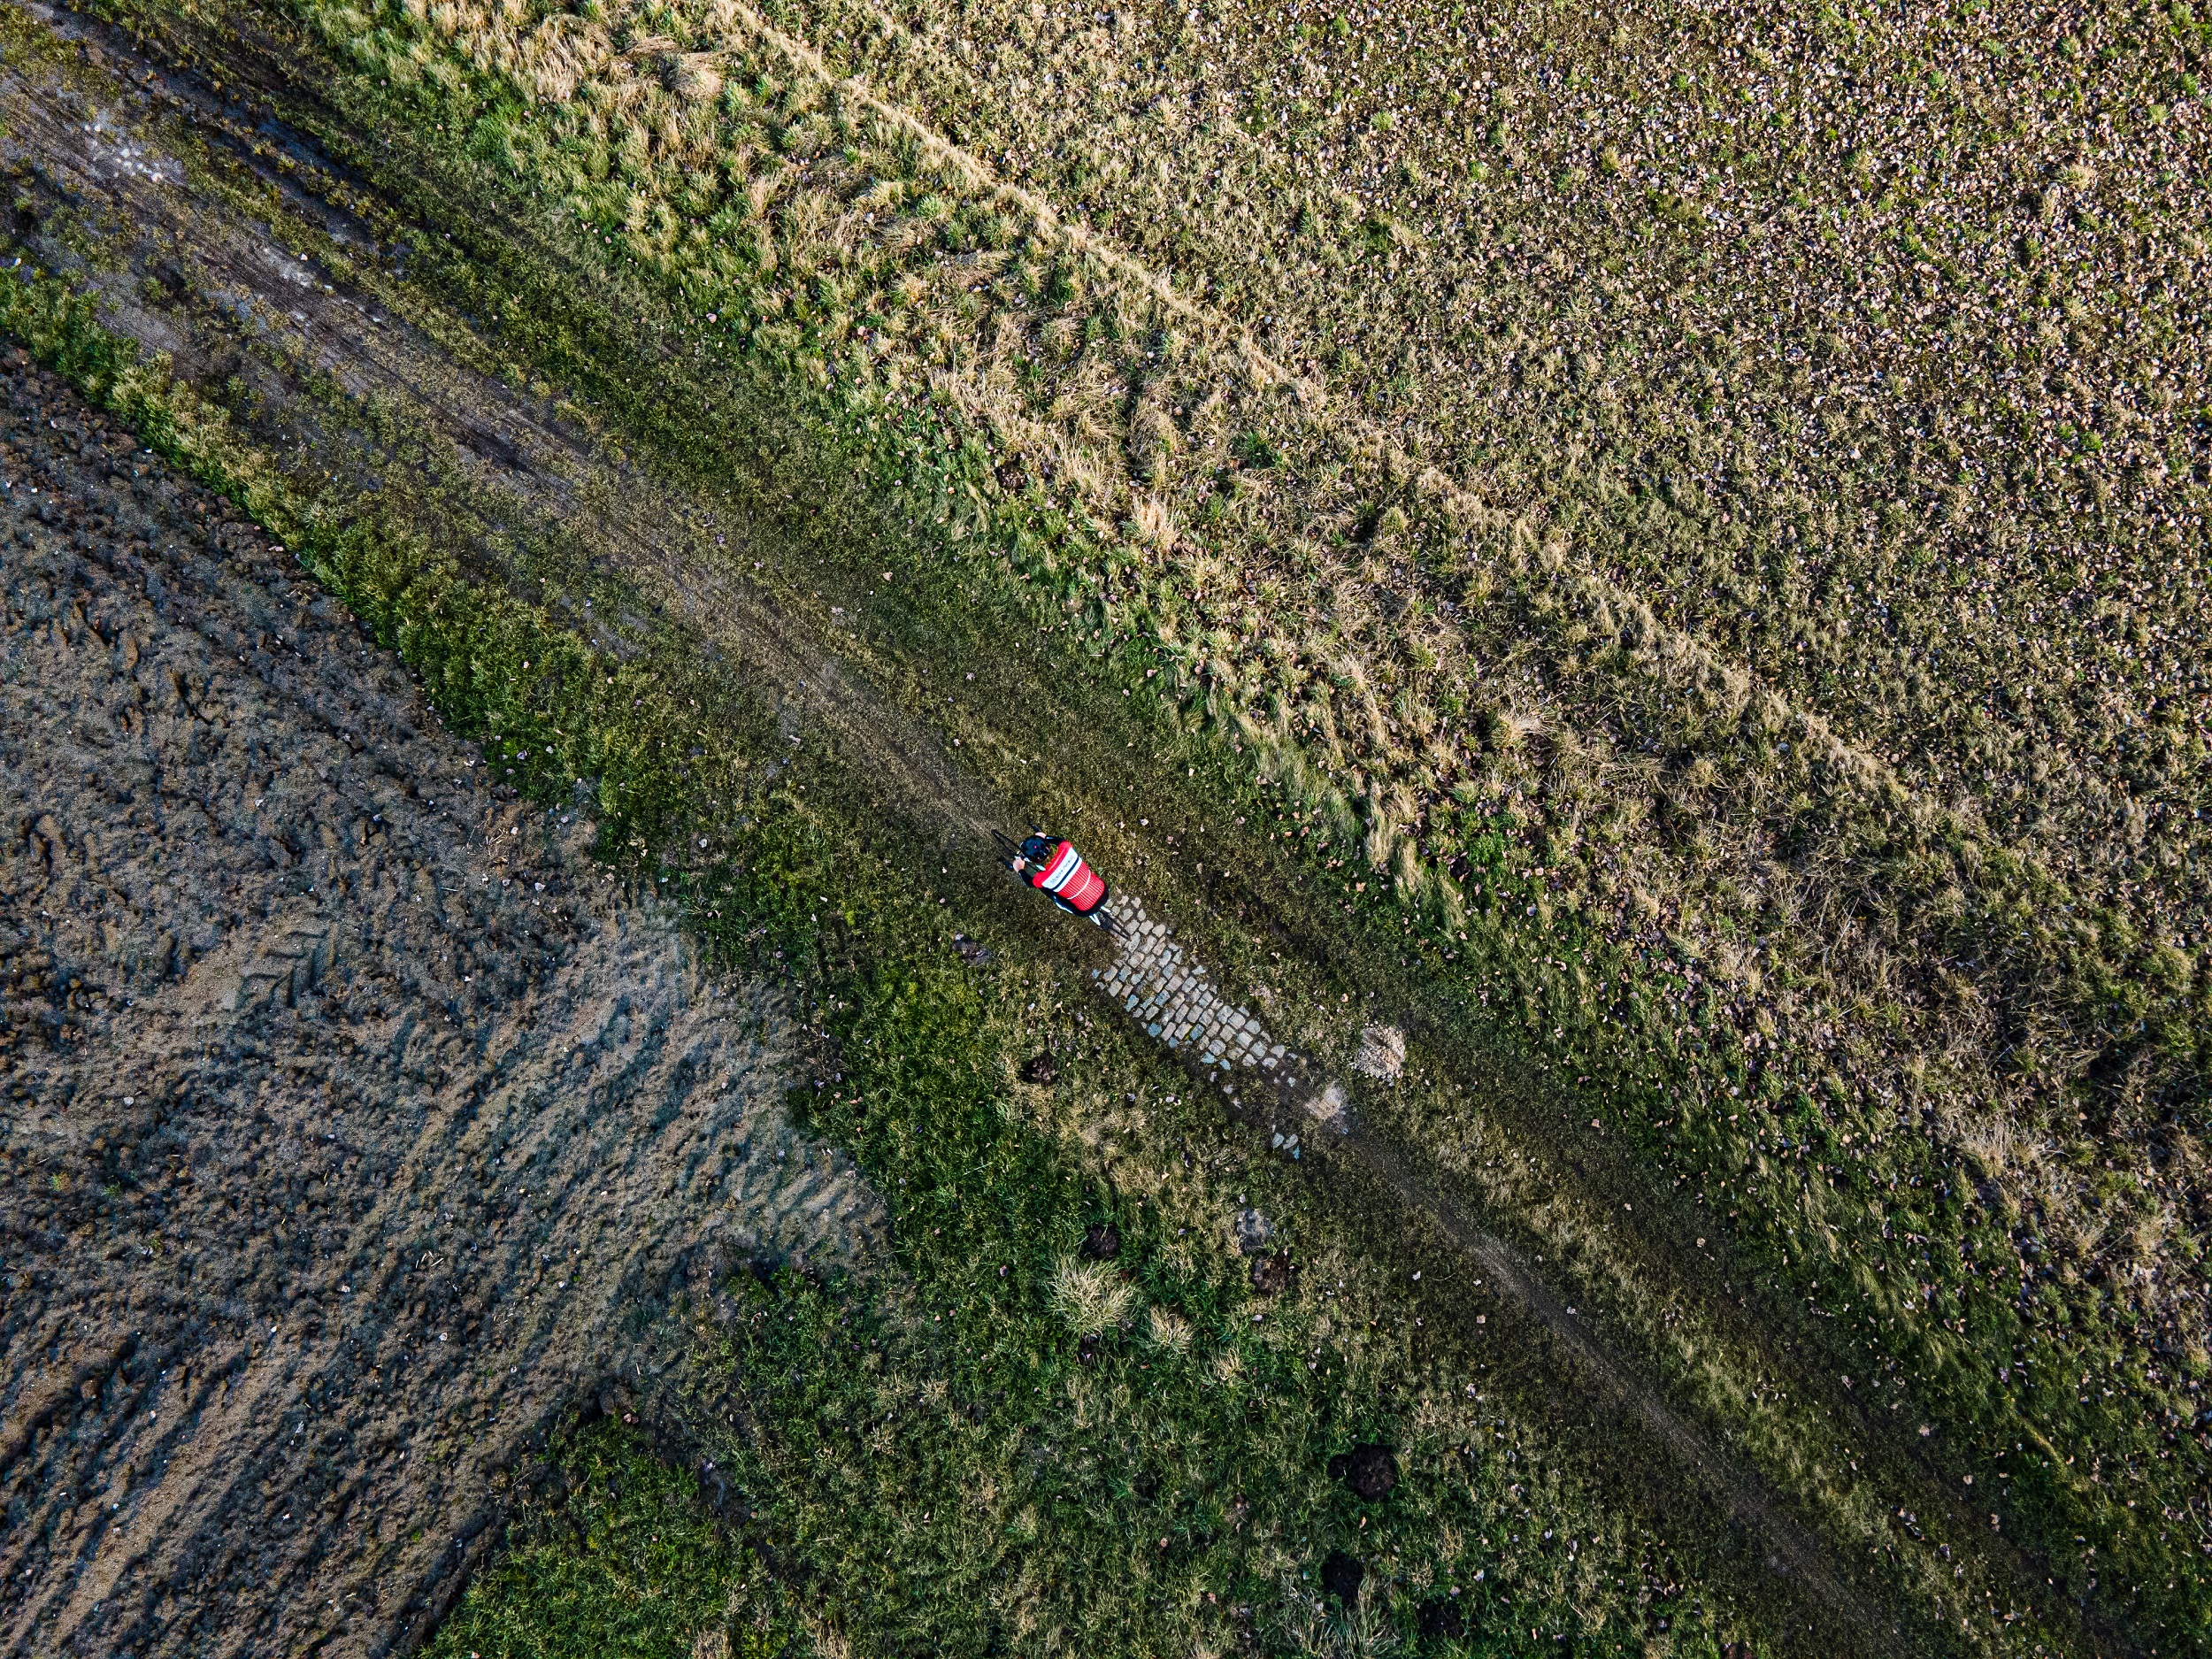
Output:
[421,1417,802,1659]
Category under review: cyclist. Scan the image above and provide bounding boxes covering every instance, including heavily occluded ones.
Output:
[1012,832,1112,926]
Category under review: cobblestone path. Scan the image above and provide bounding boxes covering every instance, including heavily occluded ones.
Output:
[1090,895,1347,1148]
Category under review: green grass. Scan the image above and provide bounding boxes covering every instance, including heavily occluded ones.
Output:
[421,1418,796,1659]
[177,31,2197,1649]
[0,251,1794,1655]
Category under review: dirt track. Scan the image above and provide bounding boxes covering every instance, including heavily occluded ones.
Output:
[0,11,999,859]
[0,356,884,1659]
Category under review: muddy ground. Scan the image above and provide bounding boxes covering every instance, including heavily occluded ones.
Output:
[0,355,885,1659]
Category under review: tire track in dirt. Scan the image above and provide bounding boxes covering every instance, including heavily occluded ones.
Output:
[0,12,1001,850]
[0,357,884,1659]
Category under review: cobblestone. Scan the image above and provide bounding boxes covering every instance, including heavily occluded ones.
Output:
[1089,896,1339,1132]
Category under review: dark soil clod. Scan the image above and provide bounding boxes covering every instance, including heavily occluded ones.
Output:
[1079,1222,1121,1260]
[1249,1250,1293,1295]
[1319,1549,1364,1607]
[1327,1441,1399,1502]
[1417,1595,1466,1640]
[1232,1206,1272,1255]
[1022,1052,1061,1085]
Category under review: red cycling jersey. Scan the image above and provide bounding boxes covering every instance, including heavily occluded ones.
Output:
[1029,840,1106,913]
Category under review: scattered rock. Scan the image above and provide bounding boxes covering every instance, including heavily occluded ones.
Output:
[1022,1052,1061,1085]
[954,933,994,965]
[1328,1441,1400,1501]
[1080,1222,1121,1260]
[1353,1022,1406,1081]
[1318,1549,1364,1607]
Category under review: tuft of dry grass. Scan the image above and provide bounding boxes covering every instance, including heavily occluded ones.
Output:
[1048,1256,1138,1338]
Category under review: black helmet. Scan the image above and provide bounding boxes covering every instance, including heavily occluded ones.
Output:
[1020,833,1057,864]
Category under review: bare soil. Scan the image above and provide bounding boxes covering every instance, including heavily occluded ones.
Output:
[0,356,884,1659]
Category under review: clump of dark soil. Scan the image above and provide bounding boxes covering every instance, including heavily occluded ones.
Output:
[1231,1205,1272,1255]
[1417,1594,1465,1639]
[1318,1549,1363,1607]
[1020,1052,1059,1085]
[0,357,883,1658]
[1248,1250,1293,1295]
[1079,1222,1119,1260]
[1328,1441,1399,1502]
